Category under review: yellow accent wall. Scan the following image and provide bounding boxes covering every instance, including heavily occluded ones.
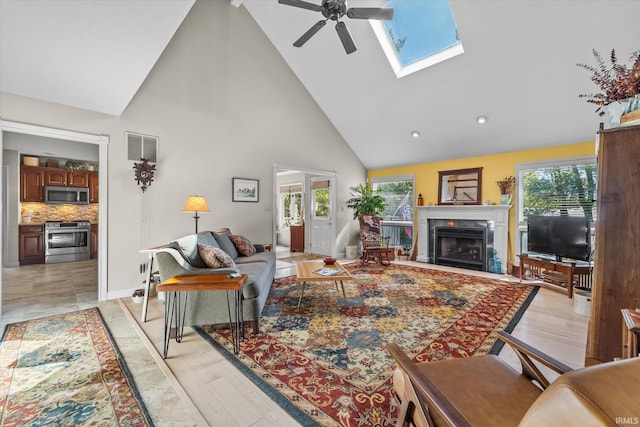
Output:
[368,141,596,271]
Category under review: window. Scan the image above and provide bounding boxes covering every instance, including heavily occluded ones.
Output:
[311,179,330,219]
[371,0,463,78]
[515,156,597,257]
[371,175,415,249]
[279,183,302,227]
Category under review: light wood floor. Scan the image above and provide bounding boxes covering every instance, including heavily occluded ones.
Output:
[2,256,589,427]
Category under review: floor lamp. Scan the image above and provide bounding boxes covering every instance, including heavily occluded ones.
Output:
[182,195,210,233]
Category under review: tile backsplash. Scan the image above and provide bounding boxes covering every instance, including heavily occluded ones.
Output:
[20,202,99,223]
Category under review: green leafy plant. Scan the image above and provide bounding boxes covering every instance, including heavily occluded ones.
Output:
[346,183,386,219]
[577,49,640,113]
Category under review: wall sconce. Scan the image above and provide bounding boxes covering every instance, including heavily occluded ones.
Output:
[182,195,210,233]
[133,158,156,192]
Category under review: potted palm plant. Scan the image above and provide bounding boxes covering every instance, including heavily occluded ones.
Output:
[346,183,386,219]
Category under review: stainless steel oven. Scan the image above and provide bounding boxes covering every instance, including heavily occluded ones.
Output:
[45,221,91,264]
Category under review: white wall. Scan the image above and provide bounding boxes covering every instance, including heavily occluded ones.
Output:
[2,150,19,266]
[0,0,366,296]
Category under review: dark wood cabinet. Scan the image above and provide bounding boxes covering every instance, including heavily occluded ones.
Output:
[20,166,44,202]
[19,224,45,265]
[290,225,304,252]
[21,166,98,203]
[88,171,99,202]
[45,169,68,186]
[90,224,98,259]
[67,171,89,187]
[45,170,89,187]
[586,124,640,363]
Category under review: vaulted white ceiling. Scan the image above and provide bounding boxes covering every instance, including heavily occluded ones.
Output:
[1,0,638,169]
[0,0,195,116]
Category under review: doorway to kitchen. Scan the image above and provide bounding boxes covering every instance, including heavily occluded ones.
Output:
[0,119,108,318]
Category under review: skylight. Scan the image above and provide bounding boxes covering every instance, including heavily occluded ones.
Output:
[371,0,463,78]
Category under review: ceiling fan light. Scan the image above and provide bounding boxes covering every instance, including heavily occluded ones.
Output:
[411,130,420,138]
[476,116,488,124]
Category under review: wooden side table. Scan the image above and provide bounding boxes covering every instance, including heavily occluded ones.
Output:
[621,309,640,359]
[157,273,248,358]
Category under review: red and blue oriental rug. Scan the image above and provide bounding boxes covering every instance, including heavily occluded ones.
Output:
[196,263,538,426]
[0,307,153,426]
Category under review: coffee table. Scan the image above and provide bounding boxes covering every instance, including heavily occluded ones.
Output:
[296,260,352,308]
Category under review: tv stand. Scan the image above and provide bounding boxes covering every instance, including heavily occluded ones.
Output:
[519,254,593,298]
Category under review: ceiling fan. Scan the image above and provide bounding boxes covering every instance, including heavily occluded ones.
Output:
[278,0,394,54]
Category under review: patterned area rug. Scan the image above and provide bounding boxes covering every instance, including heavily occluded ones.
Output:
[0,308,153,426]
[196,264,538,426]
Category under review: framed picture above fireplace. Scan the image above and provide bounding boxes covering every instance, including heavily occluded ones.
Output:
[438,167,482,205]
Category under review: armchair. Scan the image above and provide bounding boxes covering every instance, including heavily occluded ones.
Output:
[359,215,393,266]
[388,331,640,427]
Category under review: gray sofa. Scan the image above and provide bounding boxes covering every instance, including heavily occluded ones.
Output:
[154,229,275,334]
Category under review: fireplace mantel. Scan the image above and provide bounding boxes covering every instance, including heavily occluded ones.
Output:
[416,205,511,273]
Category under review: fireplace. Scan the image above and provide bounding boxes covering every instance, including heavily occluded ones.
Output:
[416,205,511,274]
[435,226,487,271]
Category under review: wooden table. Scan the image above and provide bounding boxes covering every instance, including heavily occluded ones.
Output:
[295,260,352,308]
[157,273,247,357]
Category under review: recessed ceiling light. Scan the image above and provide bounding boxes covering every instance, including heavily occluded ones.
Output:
[476,116,488,124]
[411,130,421,138]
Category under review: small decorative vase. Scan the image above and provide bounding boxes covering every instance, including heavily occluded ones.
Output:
[621,94,640,126]
[606,99,631,127]
[500,194,512,205]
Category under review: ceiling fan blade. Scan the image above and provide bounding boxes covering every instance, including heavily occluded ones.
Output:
[347,7,394,20]
[278,0,324,12]
[293,20,327,47]
[335,21,357,54]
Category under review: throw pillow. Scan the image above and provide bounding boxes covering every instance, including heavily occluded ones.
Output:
[229,234,257,257]
[198,244,236,269]
[213,232,239,259]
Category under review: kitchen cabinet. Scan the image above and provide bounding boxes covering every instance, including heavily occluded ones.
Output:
[19,224,44,265]
[586,124,640,363]
[88,171,99,203]
[290,225,304,252]
[90,224,98,259]
[67,171,89,187]
[20,166,44,202]
[45,169,89,187]
[45,169,68,186]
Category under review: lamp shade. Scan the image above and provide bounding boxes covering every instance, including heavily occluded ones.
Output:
[182,195,210,213]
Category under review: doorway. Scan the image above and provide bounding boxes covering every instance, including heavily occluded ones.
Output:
[272,163,336,258]
[0,120,108,317]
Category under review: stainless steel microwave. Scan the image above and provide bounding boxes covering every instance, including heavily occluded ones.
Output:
[45,186,89,205]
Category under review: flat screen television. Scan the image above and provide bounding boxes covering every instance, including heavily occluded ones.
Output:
[527,215,591,261]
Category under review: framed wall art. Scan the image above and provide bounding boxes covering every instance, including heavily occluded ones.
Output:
[438,167,482,205]
[232,178,259,202]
